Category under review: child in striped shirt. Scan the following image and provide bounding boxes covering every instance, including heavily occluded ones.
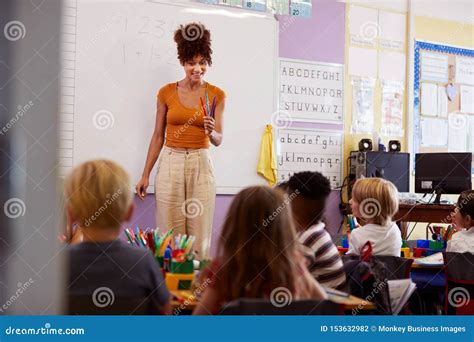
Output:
[284,172,346,290]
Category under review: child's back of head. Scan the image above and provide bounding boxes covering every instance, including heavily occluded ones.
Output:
[286,171,331,230]
[64,159,133,229]
[351,177,399,226]
[215,186,323,302]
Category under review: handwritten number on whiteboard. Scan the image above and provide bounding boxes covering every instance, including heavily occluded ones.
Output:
[139,17,165,38]
[139,16,150,34]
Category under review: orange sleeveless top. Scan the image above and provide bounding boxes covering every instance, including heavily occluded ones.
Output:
[157,82,225,149]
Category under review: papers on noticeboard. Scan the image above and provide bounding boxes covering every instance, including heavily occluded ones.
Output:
[420,83,449,117]
[420,83,438,116]
[448,113,468,152]
[421,51,449,83]
[420,118,448,147]
[460,85,474,114]
[456,56,474,85]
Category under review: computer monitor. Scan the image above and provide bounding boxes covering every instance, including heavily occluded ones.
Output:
[415,153,472,203]
[349,151,410,192]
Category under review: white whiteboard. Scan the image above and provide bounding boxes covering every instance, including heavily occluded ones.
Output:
[59,0,278,194]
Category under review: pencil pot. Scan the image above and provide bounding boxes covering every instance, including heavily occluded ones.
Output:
[170,260,194,274]
[156,256,164,268]
[413,247,427,258]
[429,240,444,250]
[340,236,349,248]
[416,240,430,248]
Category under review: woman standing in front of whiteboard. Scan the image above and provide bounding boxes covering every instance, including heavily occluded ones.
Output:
[136,23,225,260]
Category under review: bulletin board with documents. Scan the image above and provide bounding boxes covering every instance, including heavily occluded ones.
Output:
[413,40,474,170]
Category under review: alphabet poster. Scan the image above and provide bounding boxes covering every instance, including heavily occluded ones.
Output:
[276,128,343,188]
[279,59,344,123]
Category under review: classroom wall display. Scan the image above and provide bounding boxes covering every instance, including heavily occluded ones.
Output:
[381,81,404,136]
[279,58,344,123]
[197,0,305,16]
[58,0,278,194]
[413,40,474,171]
[289,0,312,18]
[275,128,343,188]
[351,77,375,133]
[348,5,406,51]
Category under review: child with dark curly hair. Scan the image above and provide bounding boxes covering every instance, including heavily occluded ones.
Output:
[136,22,226,259]
[286,171,346,290]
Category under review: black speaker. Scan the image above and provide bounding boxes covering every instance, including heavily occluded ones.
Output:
[358,139,372,152]
[388,140,401,152]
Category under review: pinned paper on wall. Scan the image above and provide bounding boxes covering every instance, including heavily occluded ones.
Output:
[351,77,375,134]
[348,47,378,78]
[381,81,404,136]
[348,5,378,47]
[218,0,243,6]
[460,85,474,114]
[420,82,438,117]
[267,0,289,15]
[420,51,448,83]
[279,59,344,123]
[276,128,343,188]
[378,11,406,50]
[456,56,474,85]
[379,51,406,82]
[420,118,448,147]
[290,0,312,18]
[438,86,448,118]
[243,0,266,11]
[448,113,468,152]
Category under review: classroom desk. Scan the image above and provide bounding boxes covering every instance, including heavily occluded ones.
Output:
[394,203,454,224]
[170,290,376,313]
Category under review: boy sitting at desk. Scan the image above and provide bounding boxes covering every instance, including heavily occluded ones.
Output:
[448,190,474,253]
[65,159,171,314]
[285,171,346,290]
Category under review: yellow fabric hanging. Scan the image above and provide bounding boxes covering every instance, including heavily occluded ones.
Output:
[257,124,277,186]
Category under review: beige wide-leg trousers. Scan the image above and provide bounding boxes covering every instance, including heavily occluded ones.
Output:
[154,146,216,259]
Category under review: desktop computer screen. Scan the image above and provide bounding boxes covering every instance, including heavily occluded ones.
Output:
[349,151,410,192]
[415,152,472,201]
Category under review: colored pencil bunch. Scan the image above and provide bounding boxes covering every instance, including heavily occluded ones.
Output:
[123,227,196,261]
[443,225,456,241]
[124,227,174,257]
[200,92,217,118]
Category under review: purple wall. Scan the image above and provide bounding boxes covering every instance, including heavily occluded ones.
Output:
[126,0,346,256]
[278,0,345,64]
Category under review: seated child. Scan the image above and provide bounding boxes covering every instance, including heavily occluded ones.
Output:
[285,172,346,290]
[447,190,474,253]
[65,159,170,314]
[193,186,327,314]
[347,178,402,256]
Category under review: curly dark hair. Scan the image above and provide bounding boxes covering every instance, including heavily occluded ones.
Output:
[174,22,213,66]
[287,171,331,201]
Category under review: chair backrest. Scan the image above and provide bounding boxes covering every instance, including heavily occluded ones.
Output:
[443,252,474,315]
[67,295,161,315]
[219,298,342,315]
[342,254,413,280]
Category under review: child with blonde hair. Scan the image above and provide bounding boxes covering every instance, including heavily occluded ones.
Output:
[193,186,327,314]
[65,159,170,314]
[347,178,402,256]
